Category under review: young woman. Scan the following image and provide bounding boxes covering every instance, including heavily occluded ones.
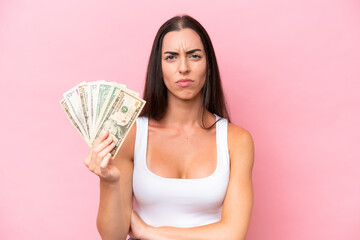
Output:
[85,15,254,240]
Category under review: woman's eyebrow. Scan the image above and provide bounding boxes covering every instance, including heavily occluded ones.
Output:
[186,49,202,54]
[163,49,202,55]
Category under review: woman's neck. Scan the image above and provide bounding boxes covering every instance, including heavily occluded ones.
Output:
[159,92,208,128]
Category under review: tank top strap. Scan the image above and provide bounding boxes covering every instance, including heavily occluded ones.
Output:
[134,117,148,167]
[215,115,230,172]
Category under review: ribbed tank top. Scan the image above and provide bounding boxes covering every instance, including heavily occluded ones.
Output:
[132,115,230,227]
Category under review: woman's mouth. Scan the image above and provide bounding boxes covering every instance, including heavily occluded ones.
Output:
[176,79,194,87]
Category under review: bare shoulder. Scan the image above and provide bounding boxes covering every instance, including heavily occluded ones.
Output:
[228,123,254,149]
[227,123,254,170]
[113,122,137,163]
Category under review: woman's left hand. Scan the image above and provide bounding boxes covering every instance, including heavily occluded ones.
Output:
[129,210,150,239]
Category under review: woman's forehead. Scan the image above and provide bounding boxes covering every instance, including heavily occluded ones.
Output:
[162,28,204,52]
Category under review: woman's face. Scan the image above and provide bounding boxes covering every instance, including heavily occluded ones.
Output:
[161,28,207,101]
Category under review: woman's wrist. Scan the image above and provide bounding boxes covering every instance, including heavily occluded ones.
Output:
[99,178,121,188]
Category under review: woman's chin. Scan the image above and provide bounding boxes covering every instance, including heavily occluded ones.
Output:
[168,90,202,102]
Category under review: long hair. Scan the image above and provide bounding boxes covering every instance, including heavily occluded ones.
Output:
[140,15,230,126]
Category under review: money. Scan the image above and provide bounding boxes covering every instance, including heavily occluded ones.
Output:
[63,84,89,143]
[60,80,146,158]
[88,80,105,140]
[60,99,89,145]
[94,83,126,136]
[93,89,145,157]
[94,82,114,133]
[78,82,90,140]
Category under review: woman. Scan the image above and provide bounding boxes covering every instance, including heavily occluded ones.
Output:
[85,15,254,240]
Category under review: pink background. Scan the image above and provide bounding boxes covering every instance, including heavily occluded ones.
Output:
[1,0,359,239]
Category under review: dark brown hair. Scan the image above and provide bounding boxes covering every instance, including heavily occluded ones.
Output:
[140,15,230,126]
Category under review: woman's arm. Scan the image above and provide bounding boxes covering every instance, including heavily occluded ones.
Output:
[97,179,131,240]
[132,124,254,240]
[88,125,136,240]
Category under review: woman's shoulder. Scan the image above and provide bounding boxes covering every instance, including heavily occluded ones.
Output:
[227,122,254,155]
[226,122,254,173]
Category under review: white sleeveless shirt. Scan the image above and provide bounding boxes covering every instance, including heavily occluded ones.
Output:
[132,115,230,227]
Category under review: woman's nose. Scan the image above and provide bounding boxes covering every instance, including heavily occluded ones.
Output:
[178,58,190,74]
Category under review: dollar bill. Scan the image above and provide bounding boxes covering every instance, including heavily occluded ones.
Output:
[92,89,146,158]
[126,88,139,97]
[93,83,126,141]
[88,80,104,140]
[60,99,90,146]
[93,82,114,135]
[78,82,90,140]
[63,85,89,142]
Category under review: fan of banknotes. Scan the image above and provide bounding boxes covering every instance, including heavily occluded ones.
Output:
[60,80,146,158]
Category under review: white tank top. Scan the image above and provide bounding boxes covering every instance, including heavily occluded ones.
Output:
[132,115,230,227]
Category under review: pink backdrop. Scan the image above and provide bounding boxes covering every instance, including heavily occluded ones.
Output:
[1,0,359,239]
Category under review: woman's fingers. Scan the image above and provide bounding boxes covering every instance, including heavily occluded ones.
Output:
[84,129,120,181]
[93,135,113,156]
[93,129,109,146]
[100,153,111,168]
[84,151,91,167]
[95,138,115,164]
[89,130,110,165]
[91,135,112,166]
[86,137,116,175]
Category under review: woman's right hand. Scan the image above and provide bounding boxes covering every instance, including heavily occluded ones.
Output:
[84,130,120,183]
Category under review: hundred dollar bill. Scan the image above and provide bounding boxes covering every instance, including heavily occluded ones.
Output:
[92,89,146,158]
[63,85,89,142]
[88,80,105,140]
[59,99,90,146]
[93,83,126,141]
[78,82,90,140]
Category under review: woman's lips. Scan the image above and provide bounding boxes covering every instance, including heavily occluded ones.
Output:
[176,79,194,87]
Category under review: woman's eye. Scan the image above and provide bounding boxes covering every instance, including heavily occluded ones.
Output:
[165,55,175,60]
[190,54,201,59]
